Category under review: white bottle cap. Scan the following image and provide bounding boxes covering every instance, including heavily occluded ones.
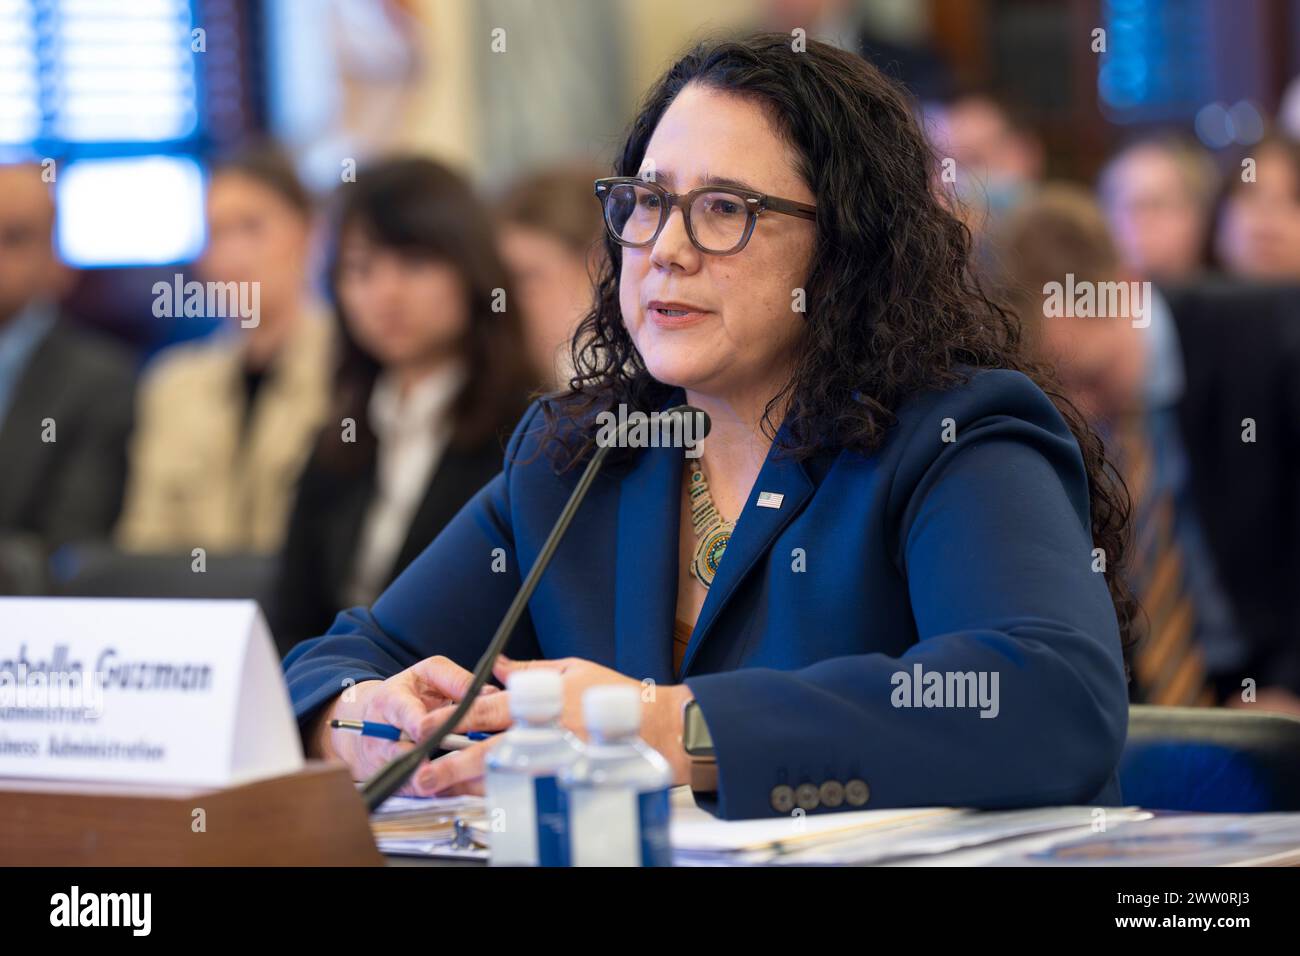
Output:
[507,670,563,722]
[583,685,641,737]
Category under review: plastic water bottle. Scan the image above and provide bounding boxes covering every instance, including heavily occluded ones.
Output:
[560,685,674,867]
[484,670,582,866]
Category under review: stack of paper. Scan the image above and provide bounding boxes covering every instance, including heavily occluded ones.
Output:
[905,811,1300,866]
[369,794,489,860]
[668,786,958,864]
[668,788,1156,865]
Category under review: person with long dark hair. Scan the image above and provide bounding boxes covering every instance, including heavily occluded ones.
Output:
[269,157,534,655]
[284,36,1132,818]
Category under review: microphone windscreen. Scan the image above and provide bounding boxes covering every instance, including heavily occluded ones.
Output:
[668,404,712,440]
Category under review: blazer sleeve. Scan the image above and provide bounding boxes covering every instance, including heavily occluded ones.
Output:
[683,374,1130,819]
[281,403,545,737]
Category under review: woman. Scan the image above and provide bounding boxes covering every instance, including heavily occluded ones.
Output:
[1211,133,1300,281]
[285,35,1132,819]
[117,145,333,554]
[1097,133,1217,285]
[496,164,607,389]
[269,158,534,655]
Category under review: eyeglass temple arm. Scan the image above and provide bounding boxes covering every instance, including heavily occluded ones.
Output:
[760,196,817,220]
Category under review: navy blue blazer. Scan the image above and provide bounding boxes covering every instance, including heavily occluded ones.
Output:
[283,368,1129,819]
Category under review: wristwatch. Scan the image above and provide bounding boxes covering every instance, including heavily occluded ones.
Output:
[682,699,717,793]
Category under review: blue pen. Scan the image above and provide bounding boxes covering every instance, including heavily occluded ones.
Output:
[330,719,495,748]
[330,719,407,741]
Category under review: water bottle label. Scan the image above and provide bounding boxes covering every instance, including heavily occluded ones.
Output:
[485,773,538,866]
[534,776,569,867]
[567,788,634,866]
[638,788,672,867]
[567,786,673,867]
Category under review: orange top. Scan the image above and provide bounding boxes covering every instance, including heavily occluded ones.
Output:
[672,618,693,677]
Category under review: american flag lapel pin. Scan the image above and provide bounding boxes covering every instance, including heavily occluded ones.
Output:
[756,491,784,509]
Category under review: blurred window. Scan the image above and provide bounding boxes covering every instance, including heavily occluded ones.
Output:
[0,0,230,266]
[1098,0,1213,123]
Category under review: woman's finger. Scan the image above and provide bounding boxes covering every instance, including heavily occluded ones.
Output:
[356,734,409,778]
[407,654,481,701]
[492,654,570,683]
[412,742,489,795]
[372,686,435,743]
[419,690,512,737]
[430,778,487,798]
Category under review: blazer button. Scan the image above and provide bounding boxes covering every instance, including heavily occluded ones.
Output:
[795,783,820,811]
[819,780,845,808]
[845,779,870,807]
[770,785,795,814]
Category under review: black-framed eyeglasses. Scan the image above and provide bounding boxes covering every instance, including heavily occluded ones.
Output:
[594,176,816,256]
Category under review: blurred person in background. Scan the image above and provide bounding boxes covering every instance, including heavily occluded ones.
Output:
[924,91,1044,240]
[1211,133,1300,281]
[1098,134,1218,285]
[496,165,605,389]
[116,145,334,555]
[269,157,534,655]
[0,163,136,553]
[997,184,1300,715]
[1282,74,1300,139]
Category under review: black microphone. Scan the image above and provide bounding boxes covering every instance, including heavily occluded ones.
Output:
[360,403,711,811]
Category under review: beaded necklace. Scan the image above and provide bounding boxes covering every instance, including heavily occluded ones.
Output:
[687,458,735,588]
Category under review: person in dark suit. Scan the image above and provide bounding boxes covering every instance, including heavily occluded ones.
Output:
[0,164,136,552]
[1161,280,1300,707]
[996,184,1300,715]
[284,36,1132,818]
[268,158,534,656]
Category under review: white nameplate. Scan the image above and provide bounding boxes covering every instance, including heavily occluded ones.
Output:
[0,598,303,787]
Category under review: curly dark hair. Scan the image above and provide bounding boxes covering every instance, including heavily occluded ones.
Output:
[542,33,1135,654]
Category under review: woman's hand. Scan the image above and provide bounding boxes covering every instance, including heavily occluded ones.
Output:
[412,654,694,797]
[311,654,500,793]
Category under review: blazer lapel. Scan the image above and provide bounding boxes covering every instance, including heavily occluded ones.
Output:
[679,421,814,676]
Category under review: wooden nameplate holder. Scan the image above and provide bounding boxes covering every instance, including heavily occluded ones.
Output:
[0,761,382,866]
